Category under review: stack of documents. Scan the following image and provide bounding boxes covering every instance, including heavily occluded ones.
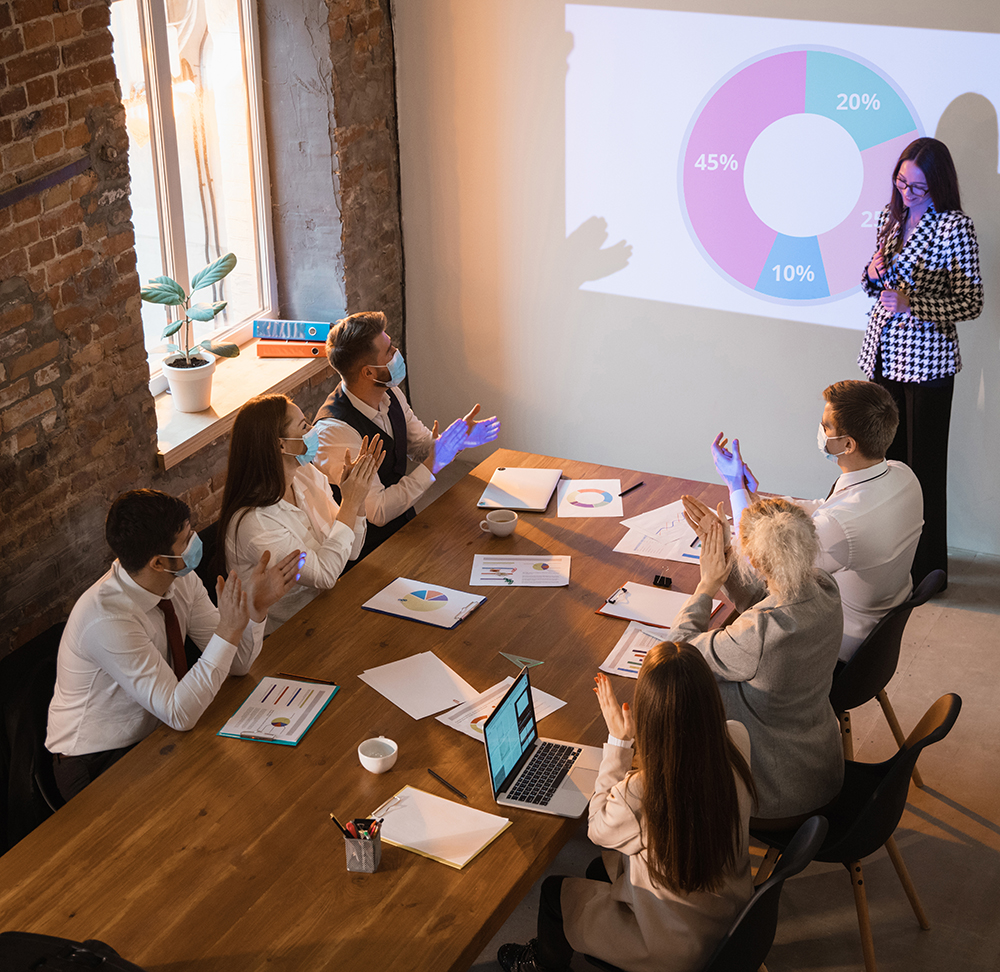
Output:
[359,652,479,720]
[613,498,704,562]
[436,677,566,741]
[372,786,510,869]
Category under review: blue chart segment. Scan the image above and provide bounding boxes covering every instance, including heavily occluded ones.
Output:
[679,46,921,303]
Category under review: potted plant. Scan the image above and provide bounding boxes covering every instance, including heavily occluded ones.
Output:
[140,252,240,412]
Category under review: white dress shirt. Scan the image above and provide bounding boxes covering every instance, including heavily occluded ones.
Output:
[313,383,435,526]
[731,460,923,661]
[225,462,366,635]
[46,563,264,756]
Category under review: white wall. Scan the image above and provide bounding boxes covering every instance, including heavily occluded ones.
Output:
[394,0,1000,554]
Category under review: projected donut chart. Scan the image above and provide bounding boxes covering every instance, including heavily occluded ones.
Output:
[679,47,921,303]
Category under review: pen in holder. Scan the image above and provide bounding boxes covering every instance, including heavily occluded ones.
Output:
[340,816,382,873]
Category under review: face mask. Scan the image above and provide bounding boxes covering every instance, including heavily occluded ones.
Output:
[282,426,320,466]
[371,350,406,388]
[160,532,203,576]
[817,423,848,462]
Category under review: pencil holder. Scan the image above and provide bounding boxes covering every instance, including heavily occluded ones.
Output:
[344,829,382,873]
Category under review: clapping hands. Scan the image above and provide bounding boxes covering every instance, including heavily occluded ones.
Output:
[593,674,634,741]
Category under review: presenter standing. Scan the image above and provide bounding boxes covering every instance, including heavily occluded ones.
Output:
[859,137,983,587]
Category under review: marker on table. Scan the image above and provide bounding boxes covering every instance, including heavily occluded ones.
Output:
[428,768,468,800]
[619,481,644,498]
[276,672,338,685]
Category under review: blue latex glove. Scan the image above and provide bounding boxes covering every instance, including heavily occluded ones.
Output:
[431,419,469,474]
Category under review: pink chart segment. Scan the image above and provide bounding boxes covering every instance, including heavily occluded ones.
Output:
[679,46,921,304]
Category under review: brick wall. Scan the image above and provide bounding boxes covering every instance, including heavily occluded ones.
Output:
[0,0,404,655]
[328,0,405,346]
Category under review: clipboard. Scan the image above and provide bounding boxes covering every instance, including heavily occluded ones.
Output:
[218,677,338,745]
[371,785,511,869]
[362,577,486,629]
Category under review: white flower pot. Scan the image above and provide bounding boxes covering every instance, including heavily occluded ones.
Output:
[162,355,216,412]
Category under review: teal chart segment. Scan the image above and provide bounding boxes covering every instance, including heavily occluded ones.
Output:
[679,47,922,304]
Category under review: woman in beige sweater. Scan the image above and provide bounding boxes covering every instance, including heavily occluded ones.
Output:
[498,643,756,972]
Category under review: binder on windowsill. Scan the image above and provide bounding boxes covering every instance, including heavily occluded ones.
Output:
[252,319,332,341]
[256,340,326,357]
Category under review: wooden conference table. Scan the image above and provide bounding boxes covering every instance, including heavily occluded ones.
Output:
[0,449,730,972]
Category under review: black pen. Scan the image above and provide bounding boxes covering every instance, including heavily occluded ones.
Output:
[276,672,338,685]
[619,481,644,497]
[428,768,467,800]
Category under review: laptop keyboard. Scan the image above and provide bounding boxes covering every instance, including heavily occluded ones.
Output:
[508,742,582,805]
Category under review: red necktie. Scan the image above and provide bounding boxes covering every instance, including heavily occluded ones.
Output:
[158,599,188,677]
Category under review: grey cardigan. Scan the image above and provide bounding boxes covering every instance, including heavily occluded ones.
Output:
[671,570,844,819]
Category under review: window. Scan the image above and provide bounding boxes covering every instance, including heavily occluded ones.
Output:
[110,0,276,391]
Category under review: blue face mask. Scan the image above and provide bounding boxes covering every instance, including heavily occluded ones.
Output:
[817,423,848,462]
[160,532,203,576]
[282,426,320,466]
[372,350,406,388]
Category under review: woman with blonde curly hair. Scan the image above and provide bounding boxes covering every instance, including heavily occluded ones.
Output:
[673,497,844,826]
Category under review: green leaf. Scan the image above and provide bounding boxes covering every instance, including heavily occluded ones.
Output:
[190,253,237,292]
[202,341,241,359]
[162,318,185,338]
[188,300,228,322]
[142,279,186,305]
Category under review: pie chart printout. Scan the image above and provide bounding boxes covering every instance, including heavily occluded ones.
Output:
[680,47,921,303]
[567,488,614,509]
[398,589,450,613]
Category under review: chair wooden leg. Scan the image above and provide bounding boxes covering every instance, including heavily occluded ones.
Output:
[884,835,930,930]
[877,690,924,787]
[846,861,878,972]
[754,845,780,886]
[839,709,854,759]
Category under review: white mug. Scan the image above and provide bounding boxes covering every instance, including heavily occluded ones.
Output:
[480,509,518,537]
[358,736,398,774]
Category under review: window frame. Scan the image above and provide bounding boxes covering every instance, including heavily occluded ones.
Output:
[127,0,278,395]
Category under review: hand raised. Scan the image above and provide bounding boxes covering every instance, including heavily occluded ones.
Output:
[682,495,731,551]
[460,403,501,450]
[694,517,733,598]
[593,674,635,741]
[215,570,250,644]
[712,433,755,492]
[245,549,300,622]
[430,418,468,474]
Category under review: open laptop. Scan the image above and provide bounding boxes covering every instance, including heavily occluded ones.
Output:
[477,467,562,512]
[483,668,603,817]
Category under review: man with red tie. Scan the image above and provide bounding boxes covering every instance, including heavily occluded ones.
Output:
[46,489,300,800]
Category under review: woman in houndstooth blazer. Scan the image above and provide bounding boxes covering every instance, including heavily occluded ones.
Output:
[859,137,983,588]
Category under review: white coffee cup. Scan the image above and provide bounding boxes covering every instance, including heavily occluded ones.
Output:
[480,509,518,537]
[358,736,398,774]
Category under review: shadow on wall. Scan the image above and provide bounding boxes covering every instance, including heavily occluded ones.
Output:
[935,93,1000,552]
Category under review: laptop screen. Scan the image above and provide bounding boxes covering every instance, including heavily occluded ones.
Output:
[483,668,538,796]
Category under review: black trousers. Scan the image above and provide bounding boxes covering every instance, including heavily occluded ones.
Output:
[873,370,954,584]
[536,856,611,971]
[52,745,135,802]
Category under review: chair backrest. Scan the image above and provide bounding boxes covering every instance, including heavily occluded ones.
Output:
[0,623,66,852]
[829,570,946,714]
[700,816,829,972]
[823,693,961,863]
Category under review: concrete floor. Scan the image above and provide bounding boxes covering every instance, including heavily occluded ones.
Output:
[469,547,1000,972]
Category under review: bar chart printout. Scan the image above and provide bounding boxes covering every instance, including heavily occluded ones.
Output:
[218,677,339,745]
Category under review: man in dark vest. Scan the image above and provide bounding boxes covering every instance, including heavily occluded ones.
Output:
[314,311,500,558]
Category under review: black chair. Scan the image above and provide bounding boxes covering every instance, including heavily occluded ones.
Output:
[0,622,67,853]
[584,816,829,972]
[831,569,946,789]
[752,694,961,972]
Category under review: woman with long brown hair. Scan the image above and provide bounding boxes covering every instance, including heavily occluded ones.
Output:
[859,137,983,586]
[498,643,756,972]
[219,393,382,634]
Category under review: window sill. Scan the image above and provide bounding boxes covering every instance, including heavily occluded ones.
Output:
[155,340,329,469]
